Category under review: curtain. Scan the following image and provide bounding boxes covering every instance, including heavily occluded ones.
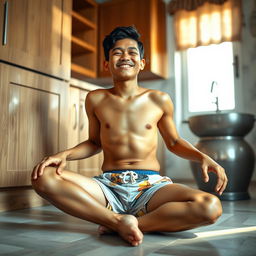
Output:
[169,0,228,14]
[169,0,242,50]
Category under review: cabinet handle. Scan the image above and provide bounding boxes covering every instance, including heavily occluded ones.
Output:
[73,103,78,130]
[80,104,85,130]
[2,1,8,45]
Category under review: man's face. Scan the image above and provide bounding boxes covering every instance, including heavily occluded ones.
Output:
[104,38,145,81]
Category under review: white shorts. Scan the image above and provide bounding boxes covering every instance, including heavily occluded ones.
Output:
[93,170,173,216]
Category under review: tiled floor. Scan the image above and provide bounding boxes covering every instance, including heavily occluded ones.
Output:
[0,186,256,256]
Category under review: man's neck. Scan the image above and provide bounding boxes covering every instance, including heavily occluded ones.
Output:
[112,80,141,99]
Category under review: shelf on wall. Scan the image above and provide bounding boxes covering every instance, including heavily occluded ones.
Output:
[73,0,96,10]
[72,36,96,55]
[72,11,96,31]
[71,63,96,78]
[71,0,98,79]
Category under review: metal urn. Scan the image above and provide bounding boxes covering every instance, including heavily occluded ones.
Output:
[188,113,255,200]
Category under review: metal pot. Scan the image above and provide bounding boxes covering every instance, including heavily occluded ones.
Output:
[188,113,255,200]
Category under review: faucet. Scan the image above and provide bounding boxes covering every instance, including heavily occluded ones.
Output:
[211,81,221,113]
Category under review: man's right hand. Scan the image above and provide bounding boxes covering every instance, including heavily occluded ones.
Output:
[31,151,68,180]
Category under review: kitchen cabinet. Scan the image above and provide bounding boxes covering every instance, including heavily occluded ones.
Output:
[98,0,168,81]
[71,0,98,79]
[68,79,103,177]
[0,63,69,187]
[0,0,71,80]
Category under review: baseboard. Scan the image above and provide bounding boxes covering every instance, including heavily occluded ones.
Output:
[0,186,49,212]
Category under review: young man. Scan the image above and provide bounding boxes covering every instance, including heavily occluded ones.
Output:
[31,26,228,247]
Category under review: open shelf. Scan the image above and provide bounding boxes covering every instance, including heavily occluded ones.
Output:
[71,63,96,79]
[73,0,96,10]
[71,0,98,80]
[72,36,96,55]
[72,11,96,31]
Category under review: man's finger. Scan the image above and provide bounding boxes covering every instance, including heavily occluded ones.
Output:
[218,174,228,195]
[215,168,225,193]
[38,158,60,176]
[38,163,46,177]
[202,165,209,183]
[56,162,65,175]
[32,165,39,180]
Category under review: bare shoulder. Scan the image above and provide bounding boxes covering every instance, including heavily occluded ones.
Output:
[85,89,108,107]
[148,89,174,112]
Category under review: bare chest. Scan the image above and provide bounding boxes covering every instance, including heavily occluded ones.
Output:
[95,96,163,133]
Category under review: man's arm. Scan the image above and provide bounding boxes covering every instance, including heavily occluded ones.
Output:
[32,91,102,179]
[157,92,228,195]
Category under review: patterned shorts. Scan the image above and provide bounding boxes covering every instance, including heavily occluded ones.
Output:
[93,170,173,217]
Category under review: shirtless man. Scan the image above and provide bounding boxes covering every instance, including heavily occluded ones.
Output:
[31,26,228,247]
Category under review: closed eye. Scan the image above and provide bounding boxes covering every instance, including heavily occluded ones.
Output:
[113,51,122,55]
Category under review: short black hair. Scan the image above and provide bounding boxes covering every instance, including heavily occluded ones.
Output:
[103,26,144,61]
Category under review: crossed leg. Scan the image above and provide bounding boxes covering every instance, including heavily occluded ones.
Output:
[138,183,223,232]
[32,167,222,246]
[31,167,143,246]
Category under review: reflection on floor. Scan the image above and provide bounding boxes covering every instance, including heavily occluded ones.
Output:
[0,185,256,256]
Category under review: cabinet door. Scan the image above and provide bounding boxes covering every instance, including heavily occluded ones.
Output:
[66,86,80,172]
[0,0,71,80]
[78,89,103,177]
[98,0,167,80]
[0,63,68,187]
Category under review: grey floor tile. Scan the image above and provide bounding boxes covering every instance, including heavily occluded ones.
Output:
[243,214,256,225]
[18,229,90,243]
[0,244,24,255]
[0,188,256,256]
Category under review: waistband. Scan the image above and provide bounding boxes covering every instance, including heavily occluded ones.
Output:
[103,170,159,175]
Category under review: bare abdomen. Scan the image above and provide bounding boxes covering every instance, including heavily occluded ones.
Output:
[100,132,160,171]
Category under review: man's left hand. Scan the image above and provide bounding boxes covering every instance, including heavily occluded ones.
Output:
[201,155,228,195]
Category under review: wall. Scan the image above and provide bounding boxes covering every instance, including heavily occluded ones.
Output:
[241,0,256,169]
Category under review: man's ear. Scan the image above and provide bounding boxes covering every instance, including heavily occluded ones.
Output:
[103,60,109,71]
[140,59,145,70]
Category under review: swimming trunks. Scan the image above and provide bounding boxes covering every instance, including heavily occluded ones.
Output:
[93,170,173,217]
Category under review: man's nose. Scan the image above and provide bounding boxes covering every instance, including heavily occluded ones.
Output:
[120,51,130,60]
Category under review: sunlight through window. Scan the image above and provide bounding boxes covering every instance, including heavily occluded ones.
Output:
[187,42,235,112]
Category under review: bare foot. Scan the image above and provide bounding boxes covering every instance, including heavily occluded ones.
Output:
[116,215,143,246]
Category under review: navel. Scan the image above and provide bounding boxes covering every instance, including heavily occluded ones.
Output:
[145,124,152,129]
[105,123,110,129]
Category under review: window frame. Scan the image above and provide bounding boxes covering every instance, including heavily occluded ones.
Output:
[177,41,244,121]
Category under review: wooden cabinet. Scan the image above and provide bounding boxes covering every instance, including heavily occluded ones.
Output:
[0,0,71,80]
[71,0,98,79]
[67,79,103,177]
[98,0,168,81]
[0,63,69,187]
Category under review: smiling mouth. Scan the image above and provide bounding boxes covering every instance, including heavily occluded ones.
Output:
[116,63,134,68]
[118,65,133,68]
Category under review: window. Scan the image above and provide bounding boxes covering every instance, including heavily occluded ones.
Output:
[179,42,241,118]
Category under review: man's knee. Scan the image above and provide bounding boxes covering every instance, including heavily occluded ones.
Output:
[195,193,222,224]
[31,166,61,195]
